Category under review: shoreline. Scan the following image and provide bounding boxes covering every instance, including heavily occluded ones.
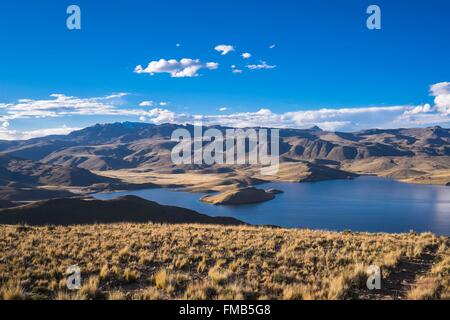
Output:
[91,176,450,237]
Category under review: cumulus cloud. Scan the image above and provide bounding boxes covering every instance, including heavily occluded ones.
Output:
[214,44,235,55]
[403,104,432,115]
[430,82,450,115]
[219,107,228,112]
[241,52,252,59]
[146,108,176,124]
[269,44,276,49]
[139,101,154,107]
[246,61,276,70]
[134,58,219,78]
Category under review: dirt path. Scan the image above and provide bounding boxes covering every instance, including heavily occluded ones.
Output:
[357,246,438,300]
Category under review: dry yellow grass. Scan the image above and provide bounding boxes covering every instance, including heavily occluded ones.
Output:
[407,244,450,300]
[0,223,448,300]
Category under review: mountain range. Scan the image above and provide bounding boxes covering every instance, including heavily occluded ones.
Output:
[1,123,448,171]
[0,122,448,201]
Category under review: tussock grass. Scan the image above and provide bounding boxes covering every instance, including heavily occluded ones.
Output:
[0,280,25,300]
[407,243,450,300]
[107,290,127,300]
[0,223,447,300]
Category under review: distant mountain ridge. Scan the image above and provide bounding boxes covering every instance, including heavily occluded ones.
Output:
[0,122,448,172]
[0,122,448,199]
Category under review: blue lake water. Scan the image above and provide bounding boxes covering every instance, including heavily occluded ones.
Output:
[94,177,450,235]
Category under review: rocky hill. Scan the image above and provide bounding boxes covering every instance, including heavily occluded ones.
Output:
[0,153,157,201]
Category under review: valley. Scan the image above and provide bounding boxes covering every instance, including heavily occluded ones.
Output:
[0,122,449,232]
[0,122,448,200]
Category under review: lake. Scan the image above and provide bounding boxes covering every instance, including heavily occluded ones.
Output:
[94,177,450,235]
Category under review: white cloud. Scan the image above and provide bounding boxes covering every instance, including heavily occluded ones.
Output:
[404,104,432,115]
[241,52,252,59]
[269,44,276,49]
[246,61,276,70]
[0,94,174,128]
[0,125,80,141]
[219,107,228,112]
[430,82,450,115]
[134,58,218,78]
[214,44,235,55]
[176,43,181,47]
[139,101,154,107]
[146,108,176,124]
[140,101,169,107]
[141,102,450,132]
[102,93,128,99]
[206,62,219,70]
[1,82,449,138]
[0,93,130,121]
[430,82,450,96]
[230,65,243,74]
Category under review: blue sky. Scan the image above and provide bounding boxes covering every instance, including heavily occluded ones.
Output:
[0,0,449,138]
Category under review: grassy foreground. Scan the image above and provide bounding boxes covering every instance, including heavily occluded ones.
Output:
[0,223,448,300]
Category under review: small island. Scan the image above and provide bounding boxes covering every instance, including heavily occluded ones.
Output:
[201,187,277,205]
